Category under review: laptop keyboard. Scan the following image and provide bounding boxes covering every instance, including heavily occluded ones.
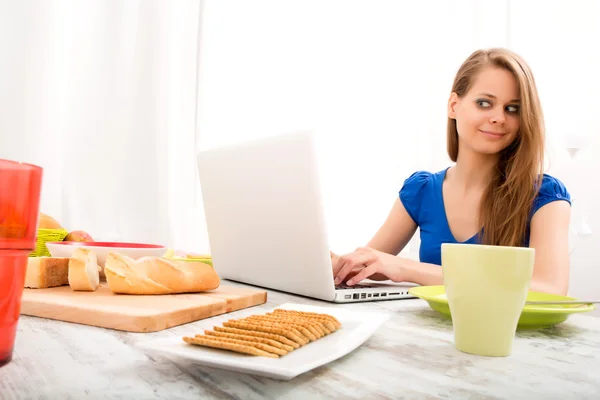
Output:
[335,283,376,290]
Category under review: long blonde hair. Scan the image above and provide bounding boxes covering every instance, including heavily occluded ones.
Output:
[447,48,545,246]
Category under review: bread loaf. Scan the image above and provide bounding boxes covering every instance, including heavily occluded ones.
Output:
[104,252,220,295]
[68,248,100,291]
[38,212,62,229]
[25,257,70,288]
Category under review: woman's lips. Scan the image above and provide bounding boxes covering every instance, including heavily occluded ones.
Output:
[479,129,505,139]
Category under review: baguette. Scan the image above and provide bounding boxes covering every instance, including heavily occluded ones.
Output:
[104,252,220,295]
[68,247,100,291]
[24,257,70,288]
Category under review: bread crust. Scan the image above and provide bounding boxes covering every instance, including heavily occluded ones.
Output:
[104,252,220,294]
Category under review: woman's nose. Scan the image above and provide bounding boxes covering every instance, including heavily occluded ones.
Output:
[490,109,506,125]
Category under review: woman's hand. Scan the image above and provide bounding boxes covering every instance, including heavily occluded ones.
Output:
[330,251,364,282]
[331,247,407,286]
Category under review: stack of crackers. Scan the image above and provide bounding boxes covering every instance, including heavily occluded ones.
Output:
[183,309,342,358]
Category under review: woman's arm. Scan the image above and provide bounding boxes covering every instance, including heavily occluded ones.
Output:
[366,197,418,255]
[400,257,443,286]
[332,198,417,282]
[334,197,445,284]
[528,200,571,295]
[333,246,444,286]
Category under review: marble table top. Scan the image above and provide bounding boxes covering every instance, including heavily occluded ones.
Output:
[2,281,599,399]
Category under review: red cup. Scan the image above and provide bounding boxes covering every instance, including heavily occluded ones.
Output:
[0,159,42,367]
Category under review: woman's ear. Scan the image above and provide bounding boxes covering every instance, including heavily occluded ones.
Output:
[448,92,459,119]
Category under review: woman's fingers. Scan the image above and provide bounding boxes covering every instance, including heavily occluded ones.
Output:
[341,268,362,283]
[332,248,367,276]
[334,252,373,284]
[346,264,380,286]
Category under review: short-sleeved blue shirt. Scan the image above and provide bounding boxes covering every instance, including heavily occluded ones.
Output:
[399,168,571,266]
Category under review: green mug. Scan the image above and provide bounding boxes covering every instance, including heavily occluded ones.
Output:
[442,243,535,357]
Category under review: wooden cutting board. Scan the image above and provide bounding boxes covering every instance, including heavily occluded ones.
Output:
[20,283,267,333]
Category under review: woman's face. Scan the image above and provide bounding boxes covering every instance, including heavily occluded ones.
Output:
[448,66,521,156]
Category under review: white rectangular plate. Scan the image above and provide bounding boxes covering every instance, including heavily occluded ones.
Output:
[136,302,389,380]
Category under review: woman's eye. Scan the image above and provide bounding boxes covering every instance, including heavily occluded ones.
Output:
[476,99,492,108]
[506,105,520,114]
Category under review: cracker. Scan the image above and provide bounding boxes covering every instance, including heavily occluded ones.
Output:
[267,312,336,333]
[273,309,341,329]
[295,317,332,334]
[214,326,300,349]
[246,321,310,345]
[246,314,327,337]
[239,319,312,343]
[308,322,328,336]
[243,316,318,341]
[183,336,278,358]
[281,317,329,336]
[204,330,294,352]
[272,309,341,326]
[194,334,288,356]
[223,321,307,345]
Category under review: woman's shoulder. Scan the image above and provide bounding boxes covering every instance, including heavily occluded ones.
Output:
[401,168,448,187]
[399,168,447,224]
[532,173,571,214]
[537,173,570,200]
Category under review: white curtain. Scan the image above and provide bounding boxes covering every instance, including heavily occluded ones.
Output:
[1,0,599,305]
[0,0,204,251]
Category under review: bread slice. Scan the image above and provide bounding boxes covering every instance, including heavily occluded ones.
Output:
[68,248,100,291]
[25,257,70,288]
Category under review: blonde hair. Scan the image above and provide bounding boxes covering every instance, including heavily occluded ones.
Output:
[447,48,545,246]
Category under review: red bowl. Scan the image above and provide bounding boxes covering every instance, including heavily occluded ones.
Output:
[52,241,165,249]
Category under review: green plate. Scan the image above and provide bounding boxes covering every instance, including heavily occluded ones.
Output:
[409,285,596,329]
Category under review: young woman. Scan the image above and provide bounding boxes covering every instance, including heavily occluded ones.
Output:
[332,48,571,295]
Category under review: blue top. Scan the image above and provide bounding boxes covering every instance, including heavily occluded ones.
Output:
[399,168,571,266]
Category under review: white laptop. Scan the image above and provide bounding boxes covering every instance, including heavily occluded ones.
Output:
[196,131,417,303]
